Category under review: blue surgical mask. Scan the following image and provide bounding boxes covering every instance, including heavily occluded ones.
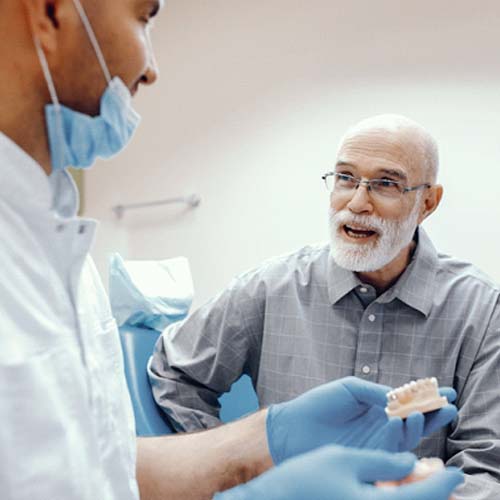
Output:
[34,0,141,171]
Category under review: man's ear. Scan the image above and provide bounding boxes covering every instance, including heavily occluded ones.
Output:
[418,184,443,224]
[21,0,65,53]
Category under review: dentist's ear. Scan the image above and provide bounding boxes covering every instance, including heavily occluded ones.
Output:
[418,184,443,225]
[21,0,73,53]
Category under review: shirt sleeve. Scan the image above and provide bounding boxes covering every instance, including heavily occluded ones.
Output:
[446,300,500,499]
[148,269,266,432]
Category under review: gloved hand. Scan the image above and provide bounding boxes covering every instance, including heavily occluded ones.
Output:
[266,376,457,464]
[214,446,464,500]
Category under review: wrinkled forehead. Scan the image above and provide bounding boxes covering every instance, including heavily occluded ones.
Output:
[336,128,428,182]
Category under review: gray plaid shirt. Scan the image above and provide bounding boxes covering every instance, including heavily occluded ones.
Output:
[149,228,500,499]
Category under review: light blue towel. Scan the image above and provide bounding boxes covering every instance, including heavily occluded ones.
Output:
[109,253,193,331]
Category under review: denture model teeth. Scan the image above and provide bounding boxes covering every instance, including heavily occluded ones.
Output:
[409,458,445,482]
[377,457,445,488]
[385,377,448,419]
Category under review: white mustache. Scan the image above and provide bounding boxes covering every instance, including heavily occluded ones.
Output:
[330,210,387,235]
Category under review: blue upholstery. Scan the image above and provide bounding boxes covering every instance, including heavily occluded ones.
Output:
[119,325,174,436]
[119,325,259,436]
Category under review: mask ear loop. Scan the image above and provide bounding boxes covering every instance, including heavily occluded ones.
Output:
[34,37,60,109]
[71,0,112,85]
[34,37,66,172]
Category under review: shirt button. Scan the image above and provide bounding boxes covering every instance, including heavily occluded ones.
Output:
[362,365,371,374]
[368,314,376,322]
[359,287,368,293]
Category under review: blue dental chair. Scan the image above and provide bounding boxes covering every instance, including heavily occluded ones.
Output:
[119,324,259,436]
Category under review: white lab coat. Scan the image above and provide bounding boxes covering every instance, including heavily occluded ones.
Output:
[0,132,139,500]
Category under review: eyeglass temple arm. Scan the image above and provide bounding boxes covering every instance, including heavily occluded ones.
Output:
[403,183,432,193]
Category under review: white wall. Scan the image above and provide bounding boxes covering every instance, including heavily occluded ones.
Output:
[85,0,500,308]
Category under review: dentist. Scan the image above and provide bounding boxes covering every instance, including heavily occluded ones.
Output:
[0,1,462,499]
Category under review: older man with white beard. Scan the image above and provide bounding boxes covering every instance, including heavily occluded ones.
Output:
[149,114,500,499]
[327,115,433,289]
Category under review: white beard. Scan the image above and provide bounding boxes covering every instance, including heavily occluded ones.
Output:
[329,201,421,272]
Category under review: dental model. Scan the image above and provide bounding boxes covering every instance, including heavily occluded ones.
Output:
[377,457,446,487]
[385,377,448,419]
[404,458,446,483]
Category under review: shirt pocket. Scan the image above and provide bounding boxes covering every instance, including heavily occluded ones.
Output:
[0,346,98,500]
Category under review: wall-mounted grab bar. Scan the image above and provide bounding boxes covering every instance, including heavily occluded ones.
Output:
[112,194,201,219]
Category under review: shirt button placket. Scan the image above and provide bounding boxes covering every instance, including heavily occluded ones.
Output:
[356,308,381,381]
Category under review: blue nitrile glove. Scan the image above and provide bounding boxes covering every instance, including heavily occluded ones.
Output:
[266,376,457,464]
[214,446,464,500]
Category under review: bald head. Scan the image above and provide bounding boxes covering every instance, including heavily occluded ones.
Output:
[338,114,439,184]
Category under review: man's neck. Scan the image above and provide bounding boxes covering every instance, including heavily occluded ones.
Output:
[356,240,417,295]
[0,29,52,175]
[0,89,52,176]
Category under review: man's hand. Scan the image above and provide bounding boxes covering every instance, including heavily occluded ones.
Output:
[266,376,458,464]
[215,446,464,500]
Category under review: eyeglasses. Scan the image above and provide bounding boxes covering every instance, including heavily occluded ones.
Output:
[321,172,431,199]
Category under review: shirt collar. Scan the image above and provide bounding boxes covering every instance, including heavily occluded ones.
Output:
[0,132,79,218]
[383,227,438,317]
[327,252,363,304]
[327,227,438,317]
[49,169,80,218]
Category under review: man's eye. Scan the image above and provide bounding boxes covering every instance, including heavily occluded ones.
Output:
[141,3,160,25]
[337,173,354,182]
[378,179,398,187]
[140,12,155,25]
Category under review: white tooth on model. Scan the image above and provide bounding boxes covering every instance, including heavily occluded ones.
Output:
[385,377,448,419]
[412,458,444,480]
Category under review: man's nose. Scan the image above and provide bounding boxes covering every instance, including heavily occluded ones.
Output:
[346,184,374,214]
[141,54,159,85]
[141,35,160,86]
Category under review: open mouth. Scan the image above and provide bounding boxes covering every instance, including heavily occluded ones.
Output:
[342,224,378,241]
